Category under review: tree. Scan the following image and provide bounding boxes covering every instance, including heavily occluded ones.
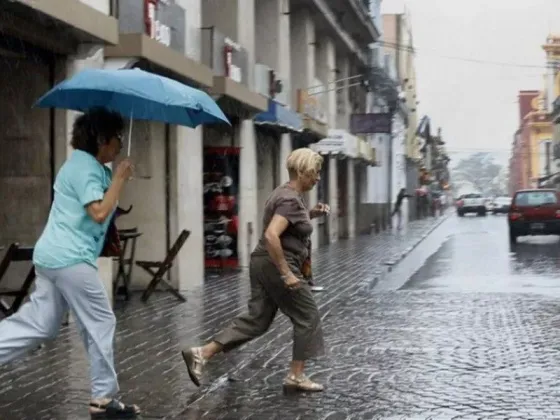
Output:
[452,152,504,196]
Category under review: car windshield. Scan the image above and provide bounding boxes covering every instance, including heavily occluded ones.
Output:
[514,191,557,206]
[463,193,482,199]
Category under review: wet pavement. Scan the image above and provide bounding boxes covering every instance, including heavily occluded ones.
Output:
[6,212,560,419]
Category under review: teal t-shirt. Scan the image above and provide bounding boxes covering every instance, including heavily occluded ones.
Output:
[33,150,115,269]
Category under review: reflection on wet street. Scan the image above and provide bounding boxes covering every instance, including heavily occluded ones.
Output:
[4,214,560,419]
[404,213,560,294]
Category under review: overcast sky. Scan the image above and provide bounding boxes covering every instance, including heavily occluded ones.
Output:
[382,0,560,166]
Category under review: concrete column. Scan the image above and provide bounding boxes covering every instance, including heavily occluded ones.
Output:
[315,37,336,128]
[278,0,291,99]
[177,0,202,61]
[174,126,204,290]
[237,0,256,89]
[336,56,350,130]
[279,133,292,184]
[328,155,338,243]
[238,120,259,267]
[347,158,356,238]
[290,9,315,109]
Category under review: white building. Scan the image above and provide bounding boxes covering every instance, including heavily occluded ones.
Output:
[0,0,380,298]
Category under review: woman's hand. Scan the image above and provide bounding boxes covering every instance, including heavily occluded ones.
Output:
[114,159,134,182]
[310,203,330,219]
[282,272,302,290]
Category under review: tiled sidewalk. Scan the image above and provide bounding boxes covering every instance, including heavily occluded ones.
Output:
[0,215,448,420]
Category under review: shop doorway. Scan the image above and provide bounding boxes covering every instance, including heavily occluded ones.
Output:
[0,36,55,246]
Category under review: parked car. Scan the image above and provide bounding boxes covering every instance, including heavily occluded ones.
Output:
[508,189,560,243]
[491,196,512,214]
[456,193,487,217]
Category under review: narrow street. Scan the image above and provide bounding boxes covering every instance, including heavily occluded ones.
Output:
[5,213,560,419]
[177,213,560,419]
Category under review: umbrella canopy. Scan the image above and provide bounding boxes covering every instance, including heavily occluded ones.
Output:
[35,68,230,127]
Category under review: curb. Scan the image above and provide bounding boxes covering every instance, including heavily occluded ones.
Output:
[378,212,451,279]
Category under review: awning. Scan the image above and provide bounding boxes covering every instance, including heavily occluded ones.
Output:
[254,100,303,133]
[310,129,358,158]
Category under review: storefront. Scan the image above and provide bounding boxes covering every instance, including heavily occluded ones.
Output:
[0,0,118,252]
[104,0,217,289]
[254,99,304,234]
[200,26,267,270]
[310,130,359,245]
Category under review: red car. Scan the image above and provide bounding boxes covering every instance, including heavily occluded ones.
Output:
[508,189,560,243]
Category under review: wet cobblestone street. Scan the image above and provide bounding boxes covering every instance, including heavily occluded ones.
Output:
[6,213,560,419]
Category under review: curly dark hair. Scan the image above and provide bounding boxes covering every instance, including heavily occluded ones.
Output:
[71,108,125,156]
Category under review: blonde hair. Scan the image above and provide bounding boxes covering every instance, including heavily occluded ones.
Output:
[286,147,323,179]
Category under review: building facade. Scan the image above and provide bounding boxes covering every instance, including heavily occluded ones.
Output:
[0,0,382,295]
[543,35,560,186]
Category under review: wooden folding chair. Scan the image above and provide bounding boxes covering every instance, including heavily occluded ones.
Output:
[0,243,36,316]
[136,229,190,303]
[113,227,142,301]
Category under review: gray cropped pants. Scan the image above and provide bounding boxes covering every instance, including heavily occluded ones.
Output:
[214,255,324,361]
[0,263,118,399]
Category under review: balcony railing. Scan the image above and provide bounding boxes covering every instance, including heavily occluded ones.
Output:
[200,27,251,89]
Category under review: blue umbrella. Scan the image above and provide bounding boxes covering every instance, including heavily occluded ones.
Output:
[35,68,230,154]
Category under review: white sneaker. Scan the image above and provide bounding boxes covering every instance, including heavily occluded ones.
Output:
[310,286,325,292]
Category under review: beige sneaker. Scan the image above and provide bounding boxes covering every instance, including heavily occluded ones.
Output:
[283,373,324,394]
[181,347,206,387]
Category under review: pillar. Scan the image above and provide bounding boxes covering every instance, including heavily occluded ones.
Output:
[290,9,315,108]
[279,133,292,184]
[174,125,204,290]
[328,155,338,243]
[336,55,351,130]
[347,158,356,238]
[237,0,256,89]
[238,120,259,267]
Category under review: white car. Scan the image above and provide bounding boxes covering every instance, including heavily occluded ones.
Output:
[457,193,487,217]
[491,196,512,214]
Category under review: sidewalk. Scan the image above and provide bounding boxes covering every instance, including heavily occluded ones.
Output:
[0,215,447,420]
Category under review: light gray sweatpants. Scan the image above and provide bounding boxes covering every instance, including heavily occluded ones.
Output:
[0,263,118,399]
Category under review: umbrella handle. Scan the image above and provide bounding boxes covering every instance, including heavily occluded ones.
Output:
[127,110,133,157]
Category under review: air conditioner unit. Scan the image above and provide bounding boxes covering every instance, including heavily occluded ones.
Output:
[254,63,270,98]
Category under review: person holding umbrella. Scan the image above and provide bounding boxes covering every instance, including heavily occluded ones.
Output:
[14,67,229,416]
[0,108,140,418]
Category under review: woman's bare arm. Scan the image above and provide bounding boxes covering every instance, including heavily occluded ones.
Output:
[264,214,292,276]
[86,178,125,223]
